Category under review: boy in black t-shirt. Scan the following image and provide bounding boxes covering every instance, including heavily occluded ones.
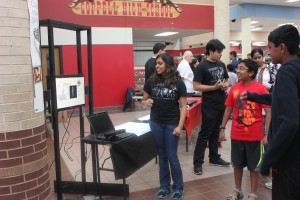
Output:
[144,43,166,82]
[193,39,230,175]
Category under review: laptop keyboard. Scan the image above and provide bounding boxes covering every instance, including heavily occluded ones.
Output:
[103,129,125,138]
[115,132,134,140]
[96,134,106,140]
[96,132,134,141]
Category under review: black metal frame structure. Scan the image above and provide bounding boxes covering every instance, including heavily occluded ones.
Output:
[39,19,94,200]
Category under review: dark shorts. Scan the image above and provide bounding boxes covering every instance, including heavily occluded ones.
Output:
[231,139,263,171]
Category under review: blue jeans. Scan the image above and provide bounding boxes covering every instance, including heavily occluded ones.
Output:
[150,120,183,191]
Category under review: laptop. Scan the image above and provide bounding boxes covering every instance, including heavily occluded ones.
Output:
[87,111,134,142]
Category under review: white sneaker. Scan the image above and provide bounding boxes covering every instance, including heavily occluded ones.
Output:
[265,181,272,190]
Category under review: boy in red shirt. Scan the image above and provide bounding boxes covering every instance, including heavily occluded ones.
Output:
[219,59,271,200]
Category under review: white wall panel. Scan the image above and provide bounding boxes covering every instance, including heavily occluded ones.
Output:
[41,27,133,45]
[134,51,153,66]
[181,32,214,48]
[230,31,270,42]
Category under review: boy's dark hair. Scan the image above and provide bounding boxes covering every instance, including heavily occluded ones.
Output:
[251,48,264,58]
[268,24,300,55]
[206,39,225,55]
[203,50,208,56]
[196,54,203,62]
[227,64,234,72]
[230,51,237,58]
[239,59,258,79]
[153,43,166,54]
[191,58,198,65]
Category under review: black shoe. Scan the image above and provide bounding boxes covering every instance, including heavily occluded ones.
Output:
[209,158,230,167]
[193,164,202,175]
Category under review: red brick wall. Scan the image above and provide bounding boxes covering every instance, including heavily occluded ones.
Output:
[0,125,50,200]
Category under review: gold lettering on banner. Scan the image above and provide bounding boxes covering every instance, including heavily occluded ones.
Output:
[70,0,182,18]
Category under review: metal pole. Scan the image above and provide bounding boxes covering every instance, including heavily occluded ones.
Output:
[48,21,63,200]
[86,28,97,185]
[76,30,87,194]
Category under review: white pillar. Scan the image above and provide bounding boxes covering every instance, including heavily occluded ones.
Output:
[0,1,50,199]
[214,0,230,65]
[241,17,252,59]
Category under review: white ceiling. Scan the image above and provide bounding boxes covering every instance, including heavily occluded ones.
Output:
[133,0,300,44]
[132,28,210,42]
[230,0,300,33]
[230,0,300,7]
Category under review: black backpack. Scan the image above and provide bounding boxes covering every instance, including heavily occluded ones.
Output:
[122,87,135,111]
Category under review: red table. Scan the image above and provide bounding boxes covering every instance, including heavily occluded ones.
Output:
[184,97,202,152]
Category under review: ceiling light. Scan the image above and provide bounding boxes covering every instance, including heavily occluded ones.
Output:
[286,0,299,3]
[251,21,259,24]
[252,42,265,46]
[155,32,179,37]
[229,41,240,46]
[251,27,262,31]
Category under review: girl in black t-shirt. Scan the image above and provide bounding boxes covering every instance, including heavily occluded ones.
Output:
[143,53,186,200]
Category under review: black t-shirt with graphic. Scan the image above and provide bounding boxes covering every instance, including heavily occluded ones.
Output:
[144,78,187,124]
[194,59,229,109]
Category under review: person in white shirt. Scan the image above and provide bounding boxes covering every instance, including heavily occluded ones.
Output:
[251,48,272,91]
[226,63,238,94]
[177,51,195,96]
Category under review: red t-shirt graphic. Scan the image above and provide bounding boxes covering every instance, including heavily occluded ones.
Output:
[225,81,270,141]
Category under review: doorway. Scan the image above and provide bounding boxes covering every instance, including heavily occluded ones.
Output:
[41,47,67,123]
[41,47,62,90]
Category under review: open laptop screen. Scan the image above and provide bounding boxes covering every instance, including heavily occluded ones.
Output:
[87,111,115,135]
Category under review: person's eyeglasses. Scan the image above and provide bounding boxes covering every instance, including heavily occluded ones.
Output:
[236,67,249,71]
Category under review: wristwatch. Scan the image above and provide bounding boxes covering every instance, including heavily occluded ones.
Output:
[220,126,226,129]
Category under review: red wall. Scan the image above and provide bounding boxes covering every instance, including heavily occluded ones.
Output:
[62,45,134,108]
[39,1,214,30]
[167,47,206,57]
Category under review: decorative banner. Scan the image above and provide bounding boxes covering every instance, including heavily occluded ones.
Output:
[28,0,44,113]
[69,0,183,18]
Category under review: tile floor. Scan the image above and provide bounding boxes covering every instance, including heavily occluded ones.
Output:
[47,108,272,200]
